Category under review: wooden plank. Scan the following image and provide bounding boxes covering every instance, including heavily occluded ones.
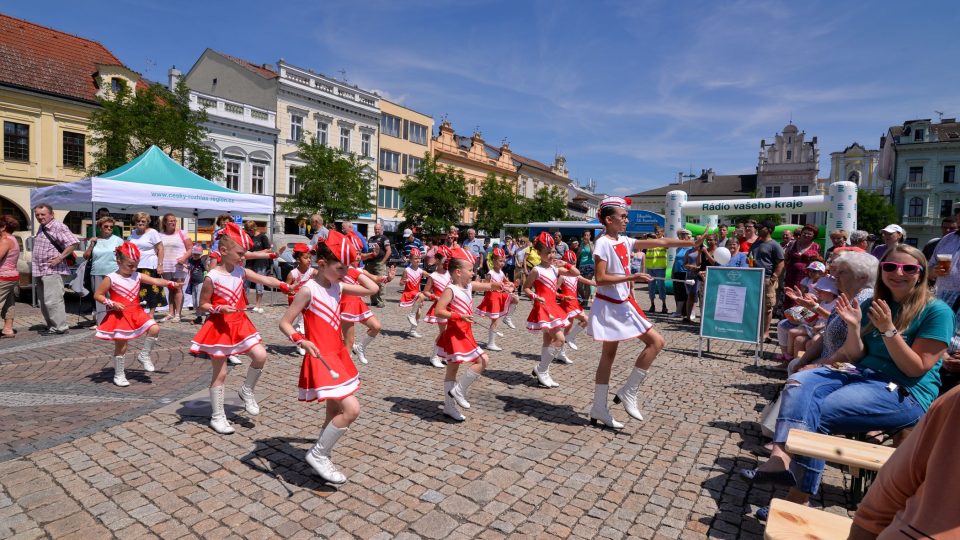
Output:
[785,429,894,472]
[764,499,852,540]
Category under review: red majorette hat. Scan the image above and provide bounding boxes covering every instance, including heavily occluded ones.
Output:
[599,196,631,210]
[492,247,506,258]
[292,243,310,254]
[408,247,422,258]
[115,241,141,261]
[217,222,253,250]
[536,231,555,249]
[324,230,357,265]
[563,249,576,264]
[436,245,453,260]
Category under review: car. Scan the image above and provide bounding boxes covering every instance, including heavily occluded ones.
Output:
[271,233,311,281]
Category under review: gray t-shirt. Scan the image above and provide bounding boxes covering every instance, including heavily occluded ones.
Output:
[748,239,784,277]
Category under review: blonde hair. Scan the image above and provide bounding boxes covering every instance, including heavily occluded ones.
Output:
[96,216,115,228]
[865,245,932,334]
[133,212,151,225]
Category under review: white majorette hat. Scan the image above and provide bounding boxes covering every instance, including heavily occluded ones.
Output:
[599,196,631,210]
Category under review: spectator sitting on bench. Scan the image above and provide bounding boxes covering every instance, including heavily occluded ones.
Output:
[742,245,953,514]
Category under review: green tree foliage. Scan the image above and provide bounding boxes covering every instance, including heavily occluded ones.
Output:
[88,80,222,179]
[857,189,897,235]
[523,186,568,222]
[399,154,468,234]
[280,136,376,221]
[472,173,524,235]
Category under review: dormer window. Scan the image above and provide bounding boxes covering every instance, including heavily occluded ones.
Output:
[110,77,124,93]
[914,128,925,141]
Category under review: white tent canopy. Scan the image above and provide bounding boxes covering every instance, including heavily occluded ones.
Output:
[30,146,273,219]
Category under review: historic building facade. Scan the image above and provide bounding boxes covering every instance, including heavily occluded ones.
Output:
[756,123,820,224]
[629,169,758,223]
[377,100,433,229]
[828,142,884,194]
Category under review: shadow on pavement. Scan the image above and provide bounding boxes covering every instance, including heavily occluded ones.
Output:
[383,396,451,423]
[496,395,589,426]
[482,368,538,388]
[241,436,338,495]
[510,351,539,362]
[392,351,433,367]
[87,367,158,385]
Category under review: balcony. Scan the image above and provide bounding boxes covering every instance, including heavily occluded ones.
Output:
[903,181,931,191]
[902,216,936,226]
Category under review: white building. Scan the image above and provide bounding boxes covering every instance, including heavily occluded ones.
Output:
[757,122,820,224]
[829,142,885,194]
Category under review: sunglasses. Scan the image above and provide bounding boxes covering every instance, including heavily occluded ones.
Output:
[102,225,114,229]
[881,262,922,275]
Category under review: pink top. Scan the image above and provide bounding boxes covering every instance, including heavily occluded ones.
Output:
[0,235,20,281]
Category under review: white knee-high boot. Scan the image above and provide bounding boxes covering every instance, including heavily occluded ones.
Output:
[305,423,348,484]
[137,336,158,371]
[486,327,502,351]
[443,380,465,421]
[355,332,375,364]
[238,366,262,415]
[589,384,623,429]
[113,356,129,387]
[532,347,559,388]
[613,367,647,421]
[565,323,585,350]
[209,386,235,434]
[449,368,481,408]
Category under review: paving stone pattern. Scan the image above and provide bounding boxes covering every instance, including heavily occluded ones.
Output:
[0,290,855,539]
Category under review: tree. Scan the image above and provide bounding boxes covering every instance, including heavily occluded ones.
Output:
[472,173,523,235]
[400,154,468,234]
[523,186,568,222]
[857,189,897,234]
[280,137,376,221]
[88,80,222,179]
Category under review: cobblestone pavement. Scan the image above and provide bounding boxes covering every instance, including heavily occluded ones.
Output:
[0,289,856,539]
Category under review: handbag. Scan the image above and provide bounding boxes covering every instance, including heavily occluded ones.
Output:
[40,225,77,266]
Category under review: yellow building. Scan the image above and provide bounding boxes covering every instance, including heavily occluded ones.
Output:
[432,120,518,225]
[0,14,139,229]
[377,100,433,229]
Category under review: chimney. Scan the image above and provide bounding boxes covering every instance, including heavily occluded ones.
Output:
[706,168,715,183]
[168,66,182,90]
[676,172,683,184]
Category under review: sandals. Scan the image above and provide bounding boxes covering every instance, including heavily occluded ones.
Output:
[739,467,797,487]
[0,330,15,339]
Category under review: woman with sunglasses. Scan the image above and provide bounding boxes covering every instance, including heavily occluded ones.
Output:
[84,216,125,324]
[742,245,953,519]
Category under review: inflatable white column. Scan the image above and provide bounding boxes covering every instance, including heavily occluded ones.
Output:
[827,181,858,235]
[665,190,687,272]
[704,214,719,233]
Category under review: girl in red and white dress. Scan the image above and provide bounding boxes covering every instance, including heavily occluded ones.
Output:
[285,243,315,356]
[280,231,378,485]
[94,242,178,387]
[399,248,426,338]
[475,247,518,352]
[522,232,580,388]
[586,197,693,429]
[339,244,394,365]
[423,246,452,368]
[556,250,596,362]
[190,223,290,435]
[435,254,504,421]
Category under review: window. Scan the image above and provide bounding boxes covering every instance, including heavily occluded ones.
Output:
[408,122,428,145]
[381,114,401,138]
[339,127,350,152]
[909,166,924,183]
[941,200,954,217]
[3,122,29,162]
[224,161,241,191]
[914,128,924,141]
[361,133,371,158]
[290,114,303,142]
[407,155,424,174]
[786,150,793,161]
[62,131,85,168]
[110,77,124,93]
[289,166,300,195]
[764,186,780,198]
[792,185,809,197]
[945,165,956,184]
[378,186,402,209]
[790,214,808,225]
[379,149,400,172]
[908,197,924,217]
[316,121,328,146]
[251,164,265,195]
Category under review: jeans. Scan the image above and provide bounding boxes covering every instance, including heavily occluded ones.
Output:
[647,268,666,301]
[37,273,68,332]
[774,366,925,494]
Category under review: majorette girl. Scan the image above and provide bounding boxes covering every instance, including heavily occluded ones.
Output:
[339,239,394,365]
[284,243,315,356]
[399,247,426,338]
[435,253,504,421]
[189,223,290,435]
[93,242,178,387]
[586,196,693,429]
[280,231,378,485]
[556,249,597,361]
[423,246,453,368]
[522,232,580,388]
[474,247,518,352]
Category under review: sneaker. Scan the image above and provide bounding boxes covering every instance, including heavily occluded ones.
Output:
[227,355,242,366]
[193,316,203,324]
[253,307,265,314]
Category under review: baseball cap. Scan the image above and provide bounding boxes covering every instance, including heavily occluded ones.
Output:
[191,245,203,255]
[814,275,839,296]
[402,228,413,238]
[806,261,826,272]
[881,224,905,235]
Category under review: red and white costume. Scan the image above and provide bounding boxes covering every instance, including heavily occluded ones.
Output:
[476,269,510,319]
[339,267,373,323]
[586,235,652,341]
[557,274,583,319]
[434,284,484,363]
[190,266,262,358]
[526,266,570,331]
[423,271,451,324]
[288,266,316,303]
[95,272,158,340]
[298,280,361,401]
[399,266,424,308]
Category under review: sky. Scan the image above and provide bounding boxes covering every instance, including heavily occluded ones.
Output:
[6,0,960,196]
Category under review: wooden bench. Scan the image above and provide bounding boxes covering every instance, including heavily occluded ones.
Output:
[764,498,852,540]
[785,429,896,501]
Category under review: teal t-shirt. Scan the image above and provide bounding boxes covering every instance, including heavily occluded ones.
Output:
[89,235,125,276]
[858,298,953,410]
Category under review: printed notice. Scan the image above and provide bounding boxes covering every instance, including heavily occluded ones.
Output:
[714,284,746,324]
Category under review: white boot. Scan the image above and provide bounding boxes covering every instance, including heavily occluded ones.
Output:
[355,333,375,365]
[238,367,262,415]
[406,311,418,329]
[589,384,623,429]
[449,369,481,409]
[503,317,516,329]
[443,381,465,421]
[137,336,158,372]
[613,368,647,421]
[486,327,502,352]
[409,326,423,338]
[113,356,129,387]
[227,355,242,366]
[209,386,235,434]
[305,423,348,484]
[554,344,573,364]
[565,324,585,351]
[532,347,560,388]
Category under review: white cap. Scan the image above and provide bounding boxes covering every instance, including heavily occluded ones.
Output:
[402,228,413,238]
[881,224,905,235]
[814,275,839,296]
[806,261,826,272]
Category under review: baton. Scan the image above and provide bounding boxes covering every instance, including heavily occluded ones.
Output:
[649,277,695,286]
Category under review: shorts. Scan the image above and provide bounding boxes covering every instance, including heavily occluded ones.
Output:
[764,276,778,313]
